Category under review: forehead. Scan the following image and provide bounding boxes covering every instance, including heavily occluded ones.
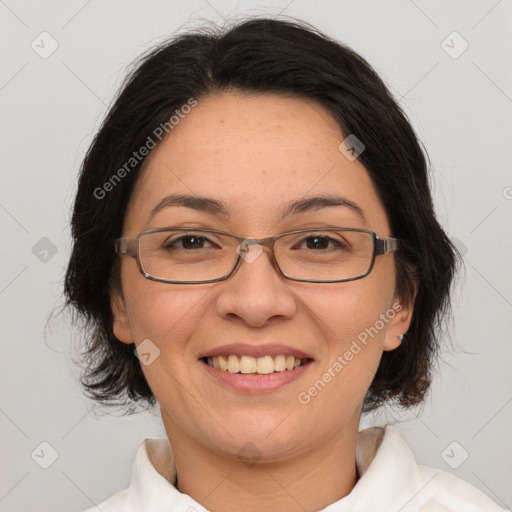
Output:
[125,92,389,234]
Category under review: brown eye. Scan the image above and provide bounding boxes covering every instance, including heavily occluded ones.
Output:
[163,235,215,250]
[293,235,347,251]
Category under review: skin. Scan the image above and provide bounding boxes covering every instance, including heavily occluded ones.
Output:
[112,91,414,511]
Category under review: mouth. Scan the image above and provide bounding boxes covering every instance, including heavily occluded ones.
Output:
[198,345,314,393]
[201,354,312,375]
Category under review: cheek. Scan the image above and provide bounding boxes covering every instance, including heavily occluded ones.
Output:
[123,283,213,410]
[123,273,211,358]
[302,265,395,345]
[285,292,395,438]
[297,266,396,398]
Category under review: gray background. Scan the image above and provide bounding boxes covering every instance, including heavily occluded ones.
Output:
[1,0,511,510]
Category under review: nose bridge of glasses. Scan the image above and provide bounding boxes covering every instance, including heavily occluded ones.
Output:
[233,233,276,246]
[234,235,278,268]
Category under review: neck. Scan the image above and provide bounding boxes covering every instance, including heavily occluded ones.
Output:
[161,413,359,512]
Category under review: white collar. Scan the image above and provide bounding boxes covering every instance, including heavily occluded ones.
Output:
[107,425,503,511]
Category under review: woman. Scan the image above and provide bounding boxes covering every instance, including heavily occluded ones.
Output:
[65,17,505,511]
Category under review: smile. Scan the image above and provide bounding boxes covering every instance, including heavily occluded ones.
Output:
[200,356,313,394]
[203,354,310,374]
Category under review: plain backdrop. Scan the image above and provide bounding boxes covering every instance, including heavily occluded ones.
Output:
[1,1,511,510]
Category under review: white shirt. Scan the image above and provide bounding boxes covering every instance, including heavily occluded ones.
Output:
[83,425,507,511]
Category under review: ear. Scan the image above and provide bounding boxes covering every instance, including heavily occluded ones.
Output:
[111,288,135,345]
[383,297,414,352]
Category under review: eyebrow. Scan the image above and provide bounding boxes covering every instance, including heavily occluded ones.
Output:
[279,195,366,223]
[147,193,366,224]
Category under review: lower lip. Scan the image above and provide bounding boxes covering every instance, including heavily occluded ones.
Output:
[200,360,313,393]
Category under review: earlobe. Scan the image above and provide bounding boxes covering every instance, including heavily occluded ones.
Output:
[111,289,134,345]
[383,299,414,352]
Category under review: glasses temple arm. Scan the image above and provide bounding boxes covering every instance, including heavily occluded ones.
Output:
[375,237,399,255]
[114,237,138,257]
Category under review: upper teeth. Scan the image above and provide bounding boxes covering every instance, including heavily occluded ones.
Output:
[206,355,305,374]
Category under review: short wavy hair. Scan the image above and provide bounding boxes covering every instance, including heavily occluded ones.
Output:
[64,17,458,412]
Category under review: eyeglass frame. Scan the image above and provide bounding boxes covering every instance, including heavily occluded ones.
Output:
[114,227,399,285]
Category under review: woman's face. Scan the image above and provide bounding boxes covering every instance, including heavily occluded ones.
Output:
[112,92,413,460]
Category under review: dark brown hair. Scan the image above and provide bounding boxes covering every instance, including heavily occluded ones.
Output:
[64,17,458,412]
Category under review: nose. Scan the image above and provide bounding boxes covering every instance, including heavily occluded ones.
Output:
[214,244,297,328]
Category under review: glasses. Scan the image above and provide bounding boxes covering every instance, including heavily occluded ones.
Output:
[115,227,399,284]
